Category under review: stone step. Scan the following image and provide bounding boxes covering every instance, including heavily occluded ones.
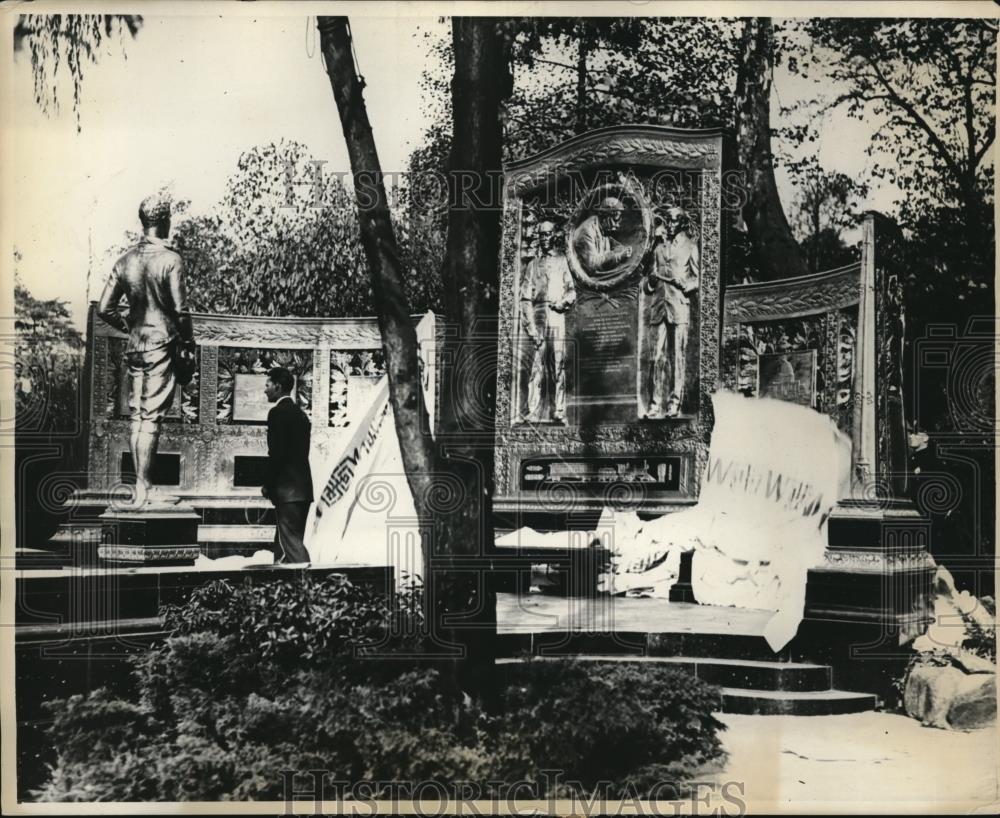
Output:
[497,629,785,663]
[497,654,832,692]
[496,655,876,715]
[197,524,275,541]
[720,687,878,716]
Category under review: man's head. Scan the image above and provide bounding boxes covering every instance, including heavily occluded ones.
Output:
[265,367,295,403]
[597,197,625,233]
[139,193,172,237]
[537,220,557,253]
[663,206,689,238]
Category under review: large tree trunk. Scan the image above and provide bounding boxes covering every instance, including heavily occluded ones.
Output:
[317,17,436,513]
[319,16,507,701]
[432,17,510,700]
[735,18,809,281]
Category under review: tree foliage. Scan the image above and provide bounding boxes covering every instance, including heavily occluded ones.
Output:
[33,574,726,801]
[786,157,866,273]
[107,141,444,318]
[14,14,142,131]
[782,18,995,378]
[14,268,87,548]
[783,18,996,225]
[408,17,744,281]
[504,18,740,157]
[413,18,740,167]
[14,268,84,434]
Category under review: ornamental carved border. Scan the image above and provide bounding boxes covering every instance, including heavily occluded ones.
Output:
[721,306,858,437]
[83,302,399,496]
[724,264,861,324]
[98,545,201,563]
[90,311,392,349]
[506,126,723,197]
[494,126,726,505]
[721,262,862,439]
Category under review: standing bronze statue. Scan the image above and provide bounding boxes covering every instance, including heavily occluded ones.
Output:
[643,206,699,419]
[97,193,195,506]
[520,221,576,423]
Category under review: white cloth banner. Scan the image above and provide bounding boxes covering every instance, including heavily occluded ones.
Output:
[305,312,436,586]
[607,390,852,650]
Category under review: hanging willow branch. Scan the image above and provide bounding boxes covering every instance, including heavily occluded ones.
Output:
[14,14,143,131]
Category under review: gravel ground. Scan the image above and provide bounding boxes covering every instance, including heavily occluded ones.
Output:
[706,710,999,814]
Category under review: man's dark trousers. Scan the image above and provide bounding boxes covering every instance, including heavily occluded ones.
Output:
[266,395,313,564]
[274,501,311,564]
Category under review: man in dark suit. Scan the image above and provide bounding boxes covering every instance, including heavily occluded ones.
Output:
[262,367,312,564]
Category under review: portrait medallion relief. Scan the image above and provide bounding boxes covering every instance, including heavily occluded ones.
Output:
[565,178,654,291]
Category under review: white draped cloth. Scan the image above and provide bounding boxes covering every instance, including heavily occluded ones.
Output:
[304,313,436,588]
[605,391,851,650]
[500,391,852,652]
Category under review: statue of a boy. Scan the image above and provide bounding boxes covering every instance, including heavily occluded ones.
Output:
[97,193,195,506]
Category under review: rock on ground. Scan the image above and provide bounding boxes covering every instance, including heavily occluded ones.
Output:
[904,663,996,731]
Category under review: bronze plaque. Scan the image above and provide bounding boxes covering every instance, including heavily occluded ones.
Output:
[230,373,295,423]
[757,350,817,407]
[494,125,728,512]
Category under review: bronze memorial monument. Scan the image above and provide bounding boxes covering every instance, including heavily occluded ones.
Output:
[495,125,729,524]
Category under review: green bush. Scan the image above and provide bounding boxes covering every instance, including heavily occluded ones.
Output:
[960,595,996,664]
[494,659,726,797]
[33,575,726,801]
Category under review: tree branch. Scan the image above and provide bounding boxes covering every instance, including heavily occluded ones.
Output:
[961,70,977,182]
[973,120,996,167]
[529,56,583,73]
[859,51,963,180]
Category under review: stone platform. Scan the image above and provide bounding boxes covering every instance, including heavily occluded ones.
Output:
[14,563,392,629]
[39,490,281,568]
[495,593,879,715]
[98,502,202,566]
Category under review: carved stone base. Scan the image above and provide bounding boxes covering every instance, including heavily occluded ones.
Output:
[804,498,935,645]
[98,504,201,567]
[45,523,105,567]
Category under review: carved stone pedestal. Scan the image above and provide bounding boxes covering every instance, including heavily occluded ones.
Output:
[98,504,201,566]
[808,498,935,636]
[792,498,936,700]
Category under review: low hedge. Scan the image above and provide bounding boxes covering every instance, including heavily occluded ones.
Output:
[33,574,726,801]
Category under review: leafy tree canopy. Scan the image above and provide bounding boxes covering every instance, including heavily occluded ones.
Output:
[413,17,740,171]
[785,157,867,273]
[109,141,443,317]
[781,17,996,224]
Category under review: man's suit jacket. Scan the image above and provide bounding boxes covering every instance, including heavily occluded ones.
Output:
[265,396,314,504]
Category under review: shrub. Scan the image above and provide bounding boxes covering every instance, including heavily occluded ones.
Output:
[960,595,996,664]
[34,575,726,801]
[493,659,726,798]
